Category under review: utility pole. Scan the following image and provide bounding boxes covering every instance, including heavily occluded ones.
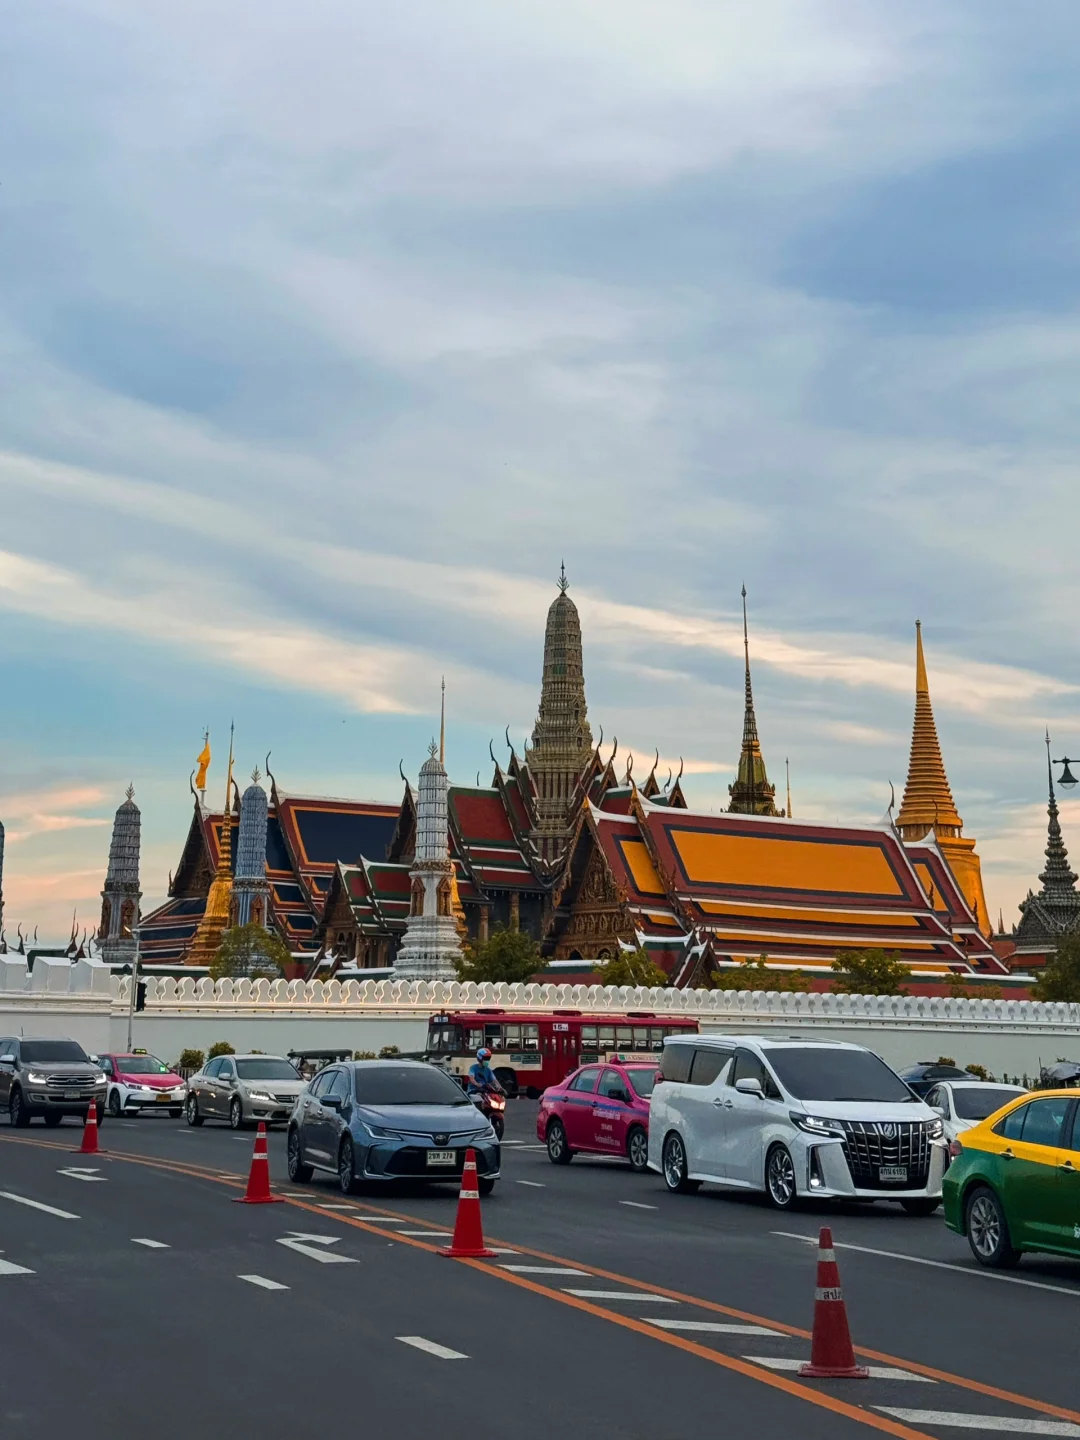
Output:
[125,923,141,1052]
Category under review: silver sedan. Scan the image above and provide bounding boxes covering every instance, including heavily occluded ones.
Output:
[185,1054,307,1129]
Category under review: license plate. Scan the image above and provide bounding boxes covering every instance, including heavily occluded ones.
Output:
[879,1166,907,1182]
[156,1093,171,1102]
[64,1091,81,1100]
[426,1150,456,1166]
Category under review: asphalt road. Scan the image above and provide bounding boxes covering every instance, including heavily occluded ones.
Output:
[2,1101,1079,1440]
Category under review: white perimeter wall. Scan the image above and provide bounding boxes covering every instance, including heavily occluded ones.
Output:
[1,957,1079,1076]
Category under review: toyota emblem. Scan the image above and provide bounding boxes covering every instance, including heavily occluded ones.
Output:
[434,1133,449,1146]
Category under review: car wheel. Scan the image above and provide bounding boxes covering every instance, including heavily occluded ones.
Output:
[108,1090,122,1117]
[338,1136,356,1194]
[43,1111,63,1128]
[229,1097,246,1131]
[966,1185,1021,1269]
[10,1089,30,1128]
[185,1094,204,1127]
[478,1176,495,1196]
[287,1125,313,1183]
[546,1118,573,1165]
[901,1198,941,1217]
[626,1125,649,1174]
[662,1132,700,1194]
[764,1144,798,1209]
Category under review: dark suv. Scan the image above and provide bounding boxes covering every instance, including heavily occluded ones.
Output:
[0,1038,107,1127]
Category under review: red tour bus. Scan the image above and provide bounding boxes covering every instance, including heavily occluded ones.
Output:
[424,1008,699,1097]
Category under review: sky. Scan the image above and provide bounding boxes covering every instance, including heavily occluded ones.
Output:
[3,0,1080,940]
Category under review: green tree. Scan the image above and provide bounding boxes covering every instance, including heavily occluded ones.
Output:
[209,922,293,982]
[455,927,541,984]
[207,1040,235,1059]
[706,956,811,993]
[596,946,670,988]
[178,1048,205,1072]
[830,948,909,996]
[1033,932,1080,1003]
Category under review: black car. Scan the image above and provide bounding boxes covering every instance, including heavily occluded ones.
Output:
[287,1059,501,1195]
[898,1062,974,1099]
[0,1037,107,1126]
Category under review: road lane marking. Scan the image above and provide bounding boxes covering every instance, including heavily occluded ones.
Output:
[396,1336,468,1360]
[648,1320,782,1336]
[501,1265,588,1275]
[563,1289,677,1303]
[131,1238,170,1249]
[277,1233,356,1264]
[0,1252,35,1276]
[0,1191,79,1219]
[516,1180,545,1188]
[877,1413,1080,1435]
[771,1232,1080,1300]
[619,1201,658,1210]
[316,1203,357,1210]
[748,1357,933,1382]
[57,1168,107,1182]
[239,1275,289,1291]
[398,1230,453,1238]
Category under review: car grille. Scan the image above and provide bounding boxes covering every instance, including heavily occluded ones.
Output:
[273,1095,297,1104]
[838,1119,931,1189]
[45,1077,96,1091]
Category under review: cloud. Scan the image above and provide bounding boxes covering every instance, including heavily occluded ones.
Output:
[0,785,110,844]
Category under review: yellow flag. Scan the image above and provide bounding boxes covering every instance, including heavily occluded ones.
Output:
[194,734,211,790]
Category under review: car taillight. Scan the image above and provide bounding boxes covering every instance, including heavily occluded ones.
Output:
[949,1139,963,1158]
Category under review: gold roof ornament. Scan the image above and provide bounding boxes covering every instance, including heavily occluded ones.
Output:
[727,585,779,816]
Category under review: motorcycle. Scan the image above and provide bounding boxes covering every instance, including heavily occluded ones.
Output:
[470,1084,506,1140]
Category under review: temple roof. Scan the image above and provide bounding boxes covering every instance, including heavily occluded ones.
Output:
[897,622,963,837]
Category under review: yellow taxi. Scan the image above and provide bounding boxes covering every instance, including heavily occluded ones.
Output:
[942,1089,1080,1268]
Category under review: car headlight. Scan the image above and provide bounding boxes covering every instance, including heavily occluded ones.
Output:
[357,1120,398,1140]
[927,1117,944,1140]
[790,1112,846,1137]
[26,1072,49,1084]
[480,1124,498,1141]
[92,1072,107,1084]
[247,1091,274,1103]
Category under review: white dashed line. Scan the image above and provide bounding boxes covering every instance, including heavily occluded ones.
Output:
[747,1357,932,1381]
[131,1238,170,1249]
[648,1320,782,1336]
[563,1290,677,1303]
[316,1203,357,1210]
[619,1201,658,1211]
[363,1216,412,1225]
[398,1230,453,1238]
[396,1336,468,1360]
[238,1275,289,1291]
[501,1265,588,1275]
[877,1411,1080,1435]
[0,1192,79,1219]
[516,1180,545,1188]
[771,1232,1080,1300]
[0,1254,35,1277]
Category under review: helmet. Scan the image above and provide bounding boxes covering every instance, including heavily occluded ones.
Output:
[477,1048,492,1062]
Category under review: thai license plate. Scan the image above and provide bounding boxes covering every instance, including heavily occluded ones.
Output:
[64,1091,80,1100]
[426,1150,456,1166]
[879,1166,907,1183]
[156,1093,171,1102]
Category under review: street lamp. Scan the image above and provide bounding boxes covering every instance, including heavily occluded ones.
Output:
[1053,756,1079,789]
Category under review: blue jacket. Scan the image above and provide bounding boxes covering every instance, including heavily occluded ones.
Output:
[467,1061,496,1092]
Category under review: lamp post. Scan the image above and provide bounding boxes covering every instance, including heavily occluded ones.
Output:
[125,922,142,1053]
[1053,755,1079,790]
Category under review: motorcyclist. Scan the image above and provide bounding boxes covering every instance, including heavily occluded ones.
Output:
[467,1047,500,1096]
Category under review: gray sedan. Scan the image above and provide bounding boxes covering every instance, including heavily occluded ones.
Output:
[185,1054,306,1129]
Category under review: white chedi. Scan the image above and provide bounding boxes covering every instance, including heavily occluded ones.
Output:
[393,741,462,980]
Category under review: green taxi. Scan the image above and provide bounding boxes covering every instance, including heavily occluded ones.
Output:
[943,1089,1080,1268]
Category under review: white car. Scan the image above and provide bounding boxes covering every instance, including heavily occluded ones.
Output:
[922,1080,1027,1145]
[648,1035,947,1214]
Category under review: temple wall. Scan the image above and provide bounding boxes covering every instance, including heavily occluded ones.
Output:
[1,957,1078,1074]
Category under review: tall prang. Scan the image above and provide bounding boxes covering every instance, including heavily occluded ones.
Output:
[98,785,142,964]
[187,727,235,965]
[896,621,990,934]
[231,768,271,929]
[727,587,779,816]
[526,564,595,862]
[394,691,463,979]
[1014,733,1080,959]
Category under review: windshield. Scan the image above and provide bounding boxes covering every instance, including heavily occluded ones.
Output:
[116,1055,170,1075]
[953,1087,1024,1120]
[355,1064,470,1106]
[626,1068,660,1098]
[767,1048,916,1103]
[22,1041,89,1064]
[236,1059,301,1081]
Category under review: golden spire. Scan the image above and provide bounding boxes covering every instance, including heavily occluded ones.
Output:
[186,723,235,966]
[896,621,962,838]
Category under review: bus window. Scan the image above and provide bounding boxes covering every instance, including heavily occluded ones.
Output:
[616,1026,634,1046]
[521,1023,540,1051]
[427,1025,463,1053]
[503,1024,522,1049]
[466,1028,484,1051]
[581,1025,597,1046]
[633,1027,650,1048]
[484,1023,502,1047]
[598,1026,616,1049]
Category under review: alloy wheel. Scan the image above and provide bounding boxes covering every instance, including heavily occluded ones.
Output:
[547,1123,564,1160]
[339,1139,355,1194]
[230,1098,243,1130]
[628,1128,648,1172]
[969,1194,1001,1259]
[663,1134,686,1189]
[108,1090,122,1117]
[766,1147,797,1207]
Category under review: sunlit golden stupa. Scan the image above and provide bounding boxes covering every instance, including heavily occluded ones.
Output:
[896,622,990,936]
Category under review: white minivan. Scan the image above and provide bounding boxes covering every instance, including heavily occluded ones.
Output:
[648,1035,946,1214]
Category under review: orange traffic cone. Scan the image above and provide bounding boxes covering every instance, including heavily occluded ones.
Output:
[798,1226,868,1378]
[233,1122,283,1205]
[76,1099,101,1155]
[438,1149,496,1258]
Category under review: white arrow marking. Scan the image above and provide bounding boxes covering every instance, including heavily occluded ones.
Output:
[0,1252,35,1277]
[276,1233,356,1265]
[57,1168,107,1182]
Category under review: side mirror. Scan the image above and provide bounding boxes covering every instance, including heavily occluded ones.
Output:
[322,1095,342,1110]
[934,1103,948,1118]
[0,1055,14,1065]
[734,1077,764,1097]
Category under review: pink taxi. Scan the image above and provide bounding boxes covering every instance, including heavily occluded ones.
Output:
[537,1060,659,1172]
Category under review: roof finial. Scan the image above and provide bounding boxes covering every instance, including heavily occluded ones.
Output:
[1046,727,1055,806]
[785,758,792,819]
[125,782,135,803]
[558,560,569,594]
[428,739,438,759]
[251,766,262,785]
[439,676,446,766]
